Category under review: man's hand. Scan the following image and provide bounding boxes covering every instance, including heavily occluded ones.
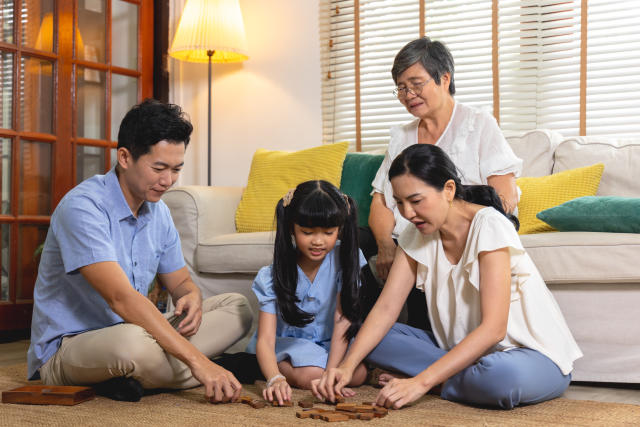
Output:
[375,377,429,409]
[191,357,242,403]
[173,290,202,337]
[375,240,397,281]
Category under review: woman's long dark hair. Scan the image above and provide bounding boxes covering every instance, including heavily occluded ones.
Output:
[388,144,519,229]
[272,180,362,340]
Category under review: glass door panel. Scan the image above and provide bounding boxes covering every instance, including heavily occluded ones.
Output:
[77,66,106,139]
[20,56,53,133]
[1,223,9,302]
[18,140,51,215]
[112,1,138,70]
[21,0,54,52]
[1,137,10,214]
[111,73,137,141]
[17,224,48,300]
[77,0,106,63]
[76,144,105,184]
[0,51,13,130]
[0,0,14,44]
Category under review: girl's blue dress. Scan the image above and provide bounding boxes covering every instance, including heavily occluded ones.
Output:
[246,244,365,368]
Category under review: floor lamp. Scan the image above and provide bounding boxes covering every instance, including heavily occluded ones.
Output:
[168,0,249,186]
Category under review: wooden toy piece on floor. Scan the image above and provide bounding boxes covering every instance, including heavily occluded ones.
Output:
[296,408,325,419]
[321,412,350,422]
[373,405,388,417]
[298,399,314,408]
[335,402,357,412]
[357,412,375,420]
[248,399,266,409]
[334,410,359,420]
[239,395,253,404]
[271,399,293,407]
[354,404,375,413]
[322,394,345,405]
[1,385,95,406]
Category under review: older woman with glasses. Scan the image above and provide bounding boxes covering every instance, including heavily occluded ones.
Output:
[361,37,522,329]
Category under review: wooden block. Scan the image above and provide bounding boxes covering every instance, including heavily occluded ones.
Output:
[361,401,374,406]
[357,413,375,420]
[296,410,312,419]
[321,412,350,422]
[2,385,95,406]
[249,399,266,409]
[271,399,293,407]
[354,404,375,413]
[323,395,345,405]
[239,395,253,404]
[373,406,388,416]
[298,399,314,408]
[335,410,359,420]
[310,411,324,420]
[335,402,357,412]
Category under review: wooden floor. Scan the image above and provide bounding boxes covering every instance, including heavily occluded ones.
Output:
[2,339,639,405]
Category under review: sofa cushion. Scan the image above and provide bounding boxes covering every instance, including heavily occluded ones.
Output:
[506,129,563,177]
[537,196,640,233]
[520,231,640,284]
[197,232,274,274]
[340,152,385,227]
[516,163,604,234]
[553,137,640,197]
[235,142,349,233]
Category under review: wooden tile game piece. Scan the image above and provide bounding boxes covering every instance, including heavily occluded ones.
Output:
[335,402,357,412]
[2,385,95,406]
[271,399,293,407]
[323,395,345,405]
[296,410,313,419]
[249,399,266,408]
[239,395,253,404]
[354,404,375,412]
[321,412,350,422]
[357,413,375,420]
[373,406,388,416]
[298,399,314,408]
[335,410,359,420]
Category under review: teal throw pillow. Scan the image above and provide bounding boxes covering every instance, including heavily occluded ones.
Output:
[340,152,384,228]
[536,196,640,233]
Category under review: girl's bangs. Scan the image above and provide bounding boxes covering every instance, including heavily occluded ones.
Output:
[293,194,344,228]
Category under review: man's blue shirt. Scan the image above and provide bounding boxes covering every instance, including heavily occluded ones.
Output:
[27,168,185,379]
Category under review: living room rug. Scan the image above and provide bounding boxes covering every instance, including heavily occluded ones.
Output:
[1,364,639,426]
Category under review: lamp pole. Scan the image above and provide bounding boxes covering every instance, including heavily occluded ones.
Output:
[207,49,214,186]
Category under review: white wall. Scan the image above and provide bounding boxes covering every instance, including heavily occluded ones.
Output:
[169,0,322,187]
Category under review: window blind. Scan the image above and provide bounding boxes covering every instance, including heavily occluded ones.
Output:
[321,0,640,149]
[586,0,640,136]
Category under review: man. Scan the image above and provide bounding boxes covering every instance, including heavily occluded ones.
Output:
[27,99,253,403]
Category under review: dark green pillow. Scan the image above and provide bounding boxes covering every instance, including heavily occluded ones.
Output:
[536,196,640,233]
[340,152,385,228]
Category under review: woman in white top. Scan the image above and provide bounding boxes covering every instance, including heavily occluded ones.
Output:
[314,144,582,409]
[365,37,522,299]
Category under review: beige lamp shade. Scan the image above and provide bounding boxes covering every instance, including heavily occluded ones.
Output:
[169,0,249,63]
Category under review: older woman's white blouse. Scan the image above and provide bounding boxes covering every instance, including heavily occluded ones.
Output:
[398,207,582,375]
[372,102,523,237]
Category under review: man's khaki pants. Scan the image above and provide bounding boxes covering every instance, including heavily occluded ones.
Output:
[40,293,252,390]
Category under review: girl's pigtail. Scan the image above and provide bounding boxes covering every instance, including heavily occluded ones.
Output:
[272,199,314,327]
[338,194,363,340]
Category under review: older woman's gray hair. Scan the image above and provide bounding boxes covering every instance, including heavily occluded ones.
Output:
[391,37,456,95]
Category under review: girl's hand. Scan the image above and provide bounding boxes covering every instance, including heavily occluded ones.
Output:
[263,376,291,405]
[375,377,429,409]
[311,366,354,402]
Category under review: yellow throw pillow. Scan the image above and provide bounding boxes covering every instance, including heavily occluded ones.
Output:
[516,163,604,235]
[235,142,349,233]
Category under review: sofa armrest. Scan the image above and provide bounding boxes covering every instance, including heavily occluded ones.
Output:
[162,186,244,270]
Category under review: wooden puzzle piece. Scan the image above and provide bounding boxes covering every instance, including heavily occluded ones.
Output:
[298,399,314,408]
[271,399,293,407]
[321,412,350,422]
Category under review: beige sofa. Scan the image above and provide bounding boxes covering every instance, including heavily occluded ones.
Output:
[163,130,640,383]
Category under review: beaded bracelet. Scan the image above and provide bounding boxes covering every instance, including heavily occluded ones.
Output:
[266,374,286,388]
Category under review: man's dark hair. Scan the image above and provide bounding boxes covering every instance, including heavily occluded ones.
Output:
[117,98,193,160]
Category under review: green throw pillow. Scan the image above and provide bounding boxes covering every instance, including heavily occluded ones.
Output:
[536,196,640,233]
[340,152,384,228]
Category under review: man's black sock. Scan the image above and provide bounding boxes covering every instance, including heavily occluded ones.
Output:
[94,377,144,402]
[212,352,265,384]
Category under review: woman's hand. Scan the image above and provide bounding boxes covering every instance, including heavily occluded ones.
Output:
[311,366,354,402]
[375,376,430,409]
[263,376,291,405]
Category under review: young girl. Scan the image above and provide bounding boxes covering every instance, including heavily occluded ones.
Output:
[313,144,582,409]
[247,180,368,404]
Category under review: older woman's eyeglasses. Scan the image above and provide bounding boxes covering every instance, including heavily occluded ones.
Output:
[393,77,433,99]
